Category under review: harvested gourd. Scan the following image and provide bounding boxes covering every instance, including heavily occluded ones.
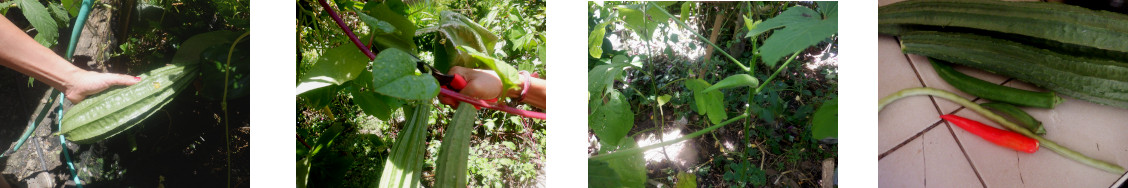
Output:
[878,0,1128,53]
[899,31,1128,109]
[59,63,198,143]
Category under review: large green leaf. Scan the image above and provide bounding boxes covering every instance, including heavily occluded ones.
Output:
[587,58,628,98]
[746,4,837,67]
[47,2,69,27]
[434,103,477,188]
[434,11,501,72]
[686,79,727,124]
[370,49,440,100]
[606,137,646,188]
[377,104,431,187]
[20,0,57,47]
[459,46,521,94]
[588,160,623,187]
[172,31,241,64]
[617,3,671,38]
[357,2,416,54]
[589,90,634,149]
[702,74,760,93]
[348,85,395,121]
[588,21,611,59]
[295,45,370,95]
[811,98,838,140]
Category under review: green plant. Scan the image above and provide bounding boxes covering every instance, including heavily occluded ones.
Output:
[722,160,766,187]
[587,1,837,185]
[296,0,545,186]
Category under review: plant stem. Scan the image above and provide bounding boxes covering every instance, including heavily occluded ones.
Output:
[591,114,749,161]
[753,51,800,94]
[647,2,749,72]
[317,0,376,60]
[223,31,249,188]
[879,87,1125,174]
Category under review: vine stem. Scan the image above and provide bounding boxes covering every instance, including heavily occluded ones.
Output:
[879,87,1125,174]
[318,0,376,60]
[317,0,543,119]
[647,2,749,72]
[223,31,250,188]
[591,114,749,161]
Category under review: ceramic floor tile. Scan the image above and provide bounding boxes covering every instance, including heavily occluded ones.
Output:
[878,36,942,153]
[879,124,984,188]
[880,136,925,187]
[920,123,985,188]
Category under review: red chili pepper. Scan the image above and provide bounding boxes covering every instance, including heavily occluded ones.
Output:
[941,114,1039,153]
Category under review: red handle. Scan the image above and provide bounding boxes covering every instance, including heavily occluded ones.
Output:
[449,74,468,91]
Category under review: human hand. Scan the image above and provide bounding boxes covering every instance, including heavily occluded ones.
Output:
[63,70,141,104]
[437,66,507,108]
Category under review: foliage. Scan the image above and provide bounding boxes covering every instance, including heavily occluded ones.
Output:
[588,1,837,185]
[722,160,766,187]
[297,0,545,186]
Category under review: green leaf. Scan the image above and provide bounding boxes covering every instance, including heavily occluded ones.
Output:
[358,2,417,54]
[20,0,57,47]
[61,0,78,17]
[370,49,440,100]
[747,5,837,67]
[435,11,502,71]
[686,79,727,124]
[675,172,697,188]
[296,44,370,95]
[589,90,634,149]
[818,1,838,20]
[587,61,627,98]
[537,43,546,63]
[172,31,241,64]
[588,160,623,187]
[679,2,695,23]
[606,137,646,188]
[589,21,611,59]
[459,46,521,95]
[348,85,396,121]
[657,94,672,107]
[702,74,760,93]
[377,104,431,187]
[298,84,338,109]
[811,98,838,140]
[47,2,69,27]
[617,3,670,38]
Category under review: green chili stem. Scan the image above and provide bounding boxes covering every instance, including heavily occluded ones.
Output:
[591,114,749,161]
[879,87,1125,174]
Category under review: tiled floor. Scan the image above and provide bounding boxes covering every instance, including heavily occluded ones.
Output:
[878,34,1128,187]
